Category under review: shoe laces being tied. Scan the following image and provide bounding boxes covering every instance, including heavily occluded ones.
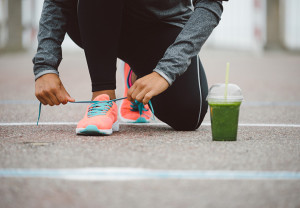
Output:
[130,100,151,118]
[36,97,154,125]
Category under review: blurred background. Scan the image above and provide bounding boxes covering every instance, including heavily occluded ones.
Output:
[0,0,299,53]
[1,2,300,208]
[0,0,299,103]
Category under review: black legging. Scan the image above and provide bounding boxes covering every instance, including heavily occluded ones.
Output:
[67,0,208,131]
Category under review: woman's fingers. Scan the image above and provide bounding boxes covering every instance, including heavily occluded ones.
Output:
[127,72,169,104]
[36,95,47,105]
[35,74,74,106]
[142,91,155,105]
[43,94,55,106]
[127,84,137,101]
[37,87,74,106]
[128,80,148,102]
[66,93,75,103]
[50,92,61,105]
[130,87,141,101]
[128,85,151,104]
[61,85,75,104]
[56,90,71,105]
[135,88,150,103]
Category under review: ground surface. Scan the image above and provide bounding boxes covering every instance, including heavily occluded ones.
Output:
[0,49,300,208]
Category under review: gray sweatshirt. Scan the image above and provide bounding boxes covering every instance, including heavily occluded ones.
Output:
[33,0,225,85]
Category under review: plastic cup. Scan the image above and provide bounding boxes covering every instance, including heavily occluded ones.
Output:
[207,84,243,141]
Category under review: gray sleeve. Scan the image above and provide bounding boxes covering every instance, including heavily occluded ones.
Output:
[153,0,223,85]
[32,0,72,80]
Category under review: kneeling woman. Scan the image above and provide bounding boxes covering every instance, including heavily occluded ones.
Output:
[33,0,225,135]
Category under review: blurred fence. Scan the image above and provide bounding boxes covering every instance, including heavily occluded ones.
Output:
[281,0,300,50]
[207,0,267,51]
[0,0,299,52]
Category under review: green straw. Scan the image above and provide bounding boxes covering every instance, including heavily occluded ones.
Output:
[224,62,230,99]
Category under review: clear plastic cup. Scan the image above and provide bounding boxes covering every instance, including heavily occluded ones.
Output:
[207,84,243,141]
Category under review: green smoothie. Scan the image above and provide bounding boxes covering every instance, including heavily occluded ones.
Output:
[209,102,241,141]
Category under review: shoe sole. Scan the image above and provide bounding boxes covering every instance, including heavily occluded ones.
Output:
[118,99,150,123]
[76,121,119,136]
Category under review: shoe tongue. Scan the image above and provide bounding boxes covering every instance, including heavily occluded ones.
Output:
[93,94,110,101]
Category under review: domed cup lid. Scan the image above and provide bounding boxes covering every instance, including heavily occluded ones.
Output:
[206,83,243,103]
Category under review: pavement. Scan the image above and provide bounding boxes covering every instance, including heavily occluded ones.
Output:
[0,48,300,208]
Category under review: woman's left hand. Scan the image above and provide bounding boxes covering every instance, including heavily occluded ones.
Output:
[127,72,169,104]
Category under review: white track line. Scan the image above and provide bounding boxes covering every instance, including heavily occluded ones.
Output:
[243,101,300,107]
[2,100,300,106]
[238,123,300,127]
[0,168,299,181]
[0,122,300,128]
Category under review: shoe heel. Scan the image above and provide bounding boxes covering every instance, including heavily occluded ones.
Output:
[112,121,119,132]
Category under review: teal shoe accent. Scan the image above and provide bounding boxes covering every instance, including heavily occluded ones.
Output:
[77,125,112,136]
[130,100,154,121]
[133,117,149,123]
[78,125,101,135]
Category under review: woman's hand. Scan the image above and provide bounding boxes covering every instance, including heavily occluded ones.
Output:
[127,72,169,104]
[35,73,75,106]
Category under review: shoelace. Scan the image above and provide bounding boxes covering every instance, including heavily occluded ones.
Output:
[130,100,151,118]
[87,101,113,117]
[37,97,154,126]
[126,68,152,118]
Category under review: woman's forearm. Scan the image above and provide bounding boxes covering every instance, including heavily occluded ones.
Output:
[32,0,73,80]
[153,0,223,85]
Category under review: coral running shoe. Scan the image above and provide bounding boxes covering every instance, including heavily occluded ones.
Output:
[119,61,152,123]
[76,94,119,136]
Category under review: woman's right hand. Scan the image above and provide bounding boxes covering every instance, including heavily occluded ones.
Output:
[35,73,75,106]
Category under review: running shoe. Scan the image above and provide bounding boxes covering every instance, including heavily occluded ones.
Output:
[119,61,152,123]
[76,94,119,135]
